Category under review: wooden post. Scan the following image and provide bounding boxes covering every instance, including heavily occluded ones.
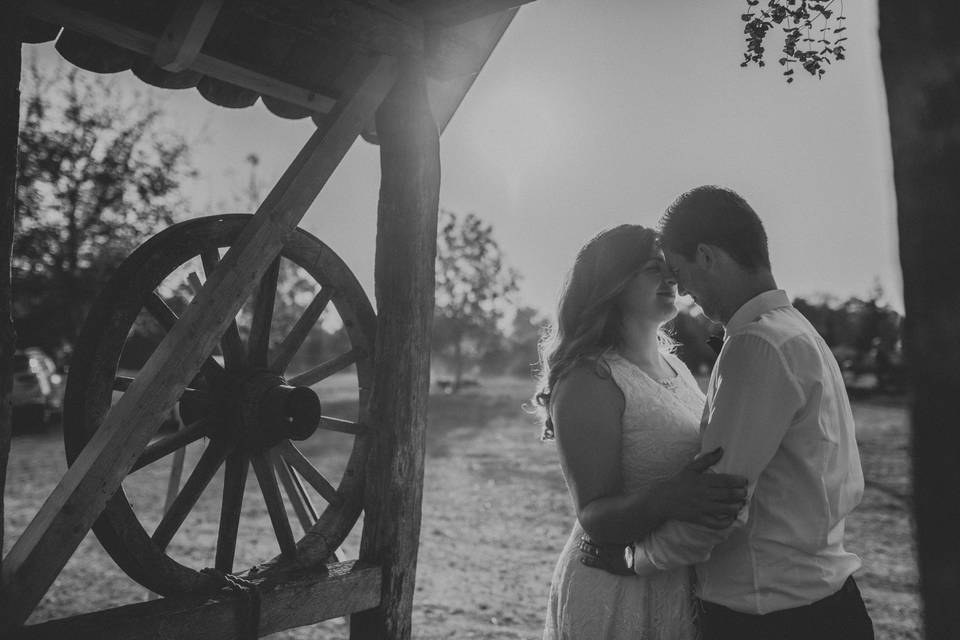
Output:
[879,1,960,637]
[350,56,440,640]
[0,2,22,571]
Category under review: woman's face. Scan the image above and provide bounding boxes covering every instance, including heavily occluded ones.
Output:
[618,252,678,325]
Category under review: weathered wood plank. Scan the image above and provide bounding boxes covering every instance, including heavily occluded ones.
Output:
[12,561,382,640]
[879,2,960,637]
[0,55,398,631]
[25,0,338,115]
[238,0,422,57]
[350,56,440,640]
[0,2,23,576]
[152,0,224,72]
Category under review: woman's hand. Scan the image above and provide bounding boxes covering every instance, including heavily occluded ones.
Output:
[659,447,748,529]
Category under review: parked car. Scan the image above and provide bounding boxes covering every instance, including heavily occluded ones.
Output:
[13,348,63,429]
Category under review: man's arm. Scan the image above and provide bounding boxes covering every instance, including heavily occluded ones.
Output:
[631,333,805,574]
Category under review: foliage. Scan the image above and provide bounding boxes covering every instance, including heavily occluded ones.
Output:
[473,305,548,380]
[668,283,904,393]
[741,0,848,83]
[792,282,904,392]
[14,59,195,358]
[433,209,519,391]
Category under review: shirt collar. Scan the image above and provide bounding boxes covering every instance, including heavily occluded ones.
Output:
[724,289,791,336]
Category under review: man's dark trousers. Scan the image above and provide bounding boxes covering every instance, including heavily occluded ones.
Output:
[699,576,874,640]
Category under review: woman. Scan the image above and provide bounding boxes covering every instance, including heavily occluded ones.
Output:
[536,225,747,639]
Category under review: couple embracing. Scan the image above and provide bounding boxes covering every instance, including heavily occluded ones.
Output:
[536,186,874,639]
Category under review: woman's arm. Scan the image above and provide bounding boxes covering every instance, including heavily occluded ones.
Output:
[552,366,668,545]
[553,366,748,547]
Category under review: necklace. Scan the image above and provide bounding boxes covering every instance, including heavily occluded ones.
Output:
[656,375,680,392]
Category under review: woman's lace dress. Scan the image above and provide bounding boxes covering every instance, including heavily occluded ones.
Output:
[543,352,706,640]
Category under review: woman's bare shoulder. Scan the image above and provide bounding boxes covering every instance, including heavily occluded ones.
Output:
[552,359,623,413]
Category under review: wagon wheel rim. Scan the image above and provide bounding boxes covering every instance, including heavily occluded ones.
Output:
[62,214,375,596]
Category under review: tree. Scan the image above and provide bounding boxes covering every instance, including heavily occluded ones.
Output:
[433,209,518,391]
[878,4,960,634]
[501,305,548,377]
[14,59,195,358]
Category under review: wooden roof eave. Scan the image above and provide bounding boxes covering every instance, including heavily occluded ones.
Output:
[20,0,532,138]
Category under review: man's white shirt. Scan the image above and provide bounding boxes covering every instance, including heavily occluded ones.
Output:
[631,289,864,614]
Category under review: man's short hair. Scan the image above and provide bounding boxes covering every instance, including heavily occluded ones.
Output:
[658,186,771,271]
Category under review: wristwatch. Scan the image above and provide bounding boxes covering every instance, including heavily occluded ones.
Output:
[623,543,635,572]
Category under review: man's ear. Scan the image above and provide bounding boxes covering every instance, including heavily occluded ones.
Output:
[694,243,716,270]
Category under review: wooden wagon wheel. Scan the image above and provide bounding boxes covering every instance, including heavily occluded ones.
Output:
[62,214,376,597]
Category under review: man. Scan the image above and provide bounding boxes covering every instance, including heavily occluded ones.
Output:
[584,186,874,639]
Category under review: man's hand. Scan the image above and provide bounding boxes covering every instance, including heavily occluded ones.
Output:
[578,536,633,576]
[660,447,748,529]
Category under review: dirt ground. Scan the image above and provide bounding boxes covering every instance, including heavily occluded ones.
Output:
[3,378,919,639]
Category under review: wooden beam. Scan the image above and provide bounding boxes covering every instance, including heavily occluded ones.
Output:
[25,0,338,115]
[0,55,398,632]
[412,0,535,26]
[0,1,22,579]
[350,56,440,640]
[879,2,960,637]
[152,0,224,72]
[12,561,381,640]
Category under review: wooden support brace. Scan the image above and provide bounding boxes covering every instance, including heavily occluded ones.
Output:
[349,56,440,640]
[0,54,399,631]
[153,0,224,72]
[11,561,381,640]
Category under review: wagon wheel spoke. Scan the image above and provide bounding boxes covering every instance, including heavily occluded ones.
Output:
[317,417,366,435]
[251,452,297,558]
[271,447,317,533]
[144,291,224,381]
[269,287,334,374]
[215,451,249,573]
[163,444,187,515]
[113,376,209,404]
[277,440,341,506]
[287,347,365,387]
[151,438,230,551]
[199,251,246,370]
[131,418,209,473]
[248,256,281,368]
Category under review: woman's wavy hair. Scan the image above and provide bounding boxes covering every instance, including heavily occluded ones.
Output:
[533,224,672,440]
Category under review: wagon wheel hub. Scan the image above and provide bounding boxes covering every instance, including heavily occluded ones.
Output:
[225,370,322,451]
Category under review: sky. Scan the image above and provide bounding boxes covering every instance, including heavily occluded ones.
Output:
[26,0,900,317]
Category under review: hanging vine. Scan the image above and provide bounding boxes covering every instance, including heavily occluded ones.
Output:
[741,0,847,83]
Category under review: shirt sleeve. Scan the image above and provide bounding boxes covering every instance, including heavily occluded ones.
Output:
[631,332,806,574]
